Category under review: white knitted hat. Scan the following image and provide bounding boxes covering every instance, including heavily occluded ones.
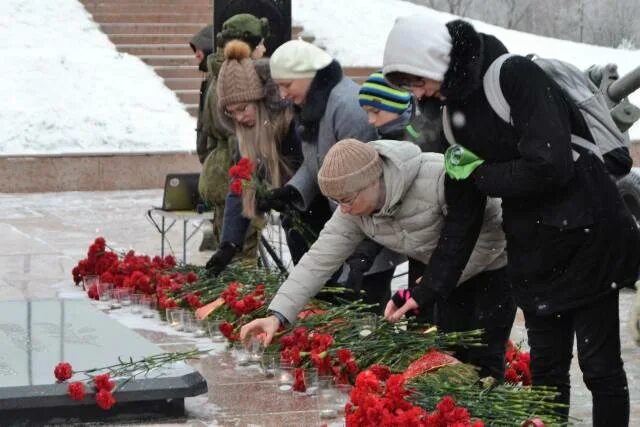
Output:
[382,14,452,82]
[270,39,333,79]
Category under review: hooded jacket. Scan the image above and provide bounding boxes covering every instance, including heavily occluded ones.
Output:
[384,18,640,314]
[268,140,507,323]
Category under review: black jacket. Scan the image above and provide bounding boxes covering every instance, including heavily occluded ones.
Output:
[435,20,640,314]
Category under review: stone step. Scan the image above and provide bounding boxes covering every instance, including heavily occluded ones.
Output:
[140,55,196,66]
[185,104,199,117]
[153,66,202,79]
[80,0,212,5]
[108,34,193,44]
[175,90,200,104]
[84,4,212,14]
[343,66,379,76]
[100,23,206,35]
[116,44,193,56]
[92,13,211,24]
[0,151,201,192]
[163,77,203,90]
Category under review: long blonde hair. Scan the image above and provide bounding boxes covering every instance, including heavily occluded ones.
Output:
[235,102,294,218]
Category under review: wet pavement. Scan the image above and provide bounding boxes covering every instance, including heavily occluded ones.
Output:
[0,189,638,426]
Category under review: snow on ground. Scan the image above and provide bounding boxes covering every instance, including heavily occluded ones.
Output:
[0,0,196,155]
[1,0,638,155]
[293,0,640,140]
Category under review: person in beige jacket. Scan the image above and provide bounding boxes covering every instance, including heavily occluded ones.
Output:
[241,138,516,380]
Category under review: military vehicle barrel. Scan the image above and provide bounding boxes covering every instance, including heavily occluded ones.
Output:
[608,66,640,103]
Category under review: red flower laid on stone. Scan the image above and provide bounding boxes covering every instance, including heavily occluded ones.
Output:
[67,381,86,401]
[95,389,116,410]
[54,362,73,382]
[94,373,115,392]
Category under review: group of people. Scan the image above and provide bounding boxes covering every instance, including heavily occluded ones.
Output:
[190,11,639,426]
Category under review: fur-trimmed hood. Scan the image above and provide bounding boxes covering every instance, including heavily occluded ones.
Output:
[440,20,508,101]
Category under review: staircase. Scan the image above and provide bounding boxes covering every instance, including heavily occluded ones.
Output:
[79,0,378,117]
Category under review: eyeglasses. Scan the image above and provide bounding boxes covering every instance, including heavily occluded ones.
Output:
[328,191,361,208]
[224,103,251,119]
[393,79,426,91]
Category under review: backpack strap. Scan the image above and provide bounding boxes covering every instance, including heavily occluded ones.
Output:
[483,53,600,163]
[483,53,516,125]
[441,105,457,146]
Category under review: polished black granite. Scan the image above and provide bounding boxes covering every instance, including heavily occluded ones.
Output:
[0,299,207,424]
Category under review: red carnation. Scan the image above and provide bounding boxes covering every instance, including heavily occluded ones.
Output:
[54,362,73,382]
[186,271,198,283]
[219,322,234,338]
[67,381,86,401]
[95,389,116,410]
[230,178,243,195]
[94,373,115,391]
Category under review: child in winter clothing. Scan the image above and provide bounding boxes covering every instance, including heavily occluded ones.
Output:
[382,14,640,425]
[358,72,441,321]
[240,139,516,380]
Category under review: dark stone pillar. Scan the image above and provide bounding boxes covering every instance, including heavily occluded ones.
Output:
[213,0,292,56]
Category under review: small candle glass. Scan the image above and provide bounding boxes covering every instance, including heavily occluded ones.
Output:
[207,320,225,343]
[247,336,263,363]
[82,274,100,292]
[233,342,250,367]
[354,313,377,338]
[140,295,157,319]
[130,293,144,315]
[166,307,186,331]
[261,353,278,378]
[332,383,353,415]
[276,363,294,392]
[317,378,338,419]
[97,281,114,302]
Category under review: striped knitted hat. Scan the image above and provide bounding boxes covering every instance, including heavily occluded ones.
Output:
[358,71,411,115]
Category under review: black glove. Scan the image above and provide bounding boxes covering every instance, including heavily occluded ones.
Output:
[205,242,238,276]
[256,185,301,213]
[345,256,374,294]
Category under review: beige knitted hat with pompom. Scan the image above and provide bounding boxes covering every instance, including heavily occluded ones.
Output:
[318,139,382,201]
[216,40,264,108]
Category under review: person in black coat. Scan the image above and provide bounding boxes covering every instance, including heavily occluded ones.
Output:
[382,14,640,426]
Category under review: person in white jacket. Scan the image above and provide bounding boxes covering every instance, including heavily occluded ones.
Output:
[241,138,516,380]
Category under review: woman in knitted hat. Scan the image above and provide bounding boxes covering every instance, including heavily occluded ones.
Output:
[240,138,516,381]
[197,13,268,258]
[382,14,639,425]
[205,40,331,275]
[261,39,404,312]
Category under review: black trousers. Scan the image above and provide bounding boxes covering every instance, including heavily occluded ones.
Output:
[435,267,516,381]
[523,291,629,426]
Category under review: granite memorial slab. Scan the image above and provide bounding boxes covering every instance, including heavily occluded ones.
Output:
[0,299,207,424]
